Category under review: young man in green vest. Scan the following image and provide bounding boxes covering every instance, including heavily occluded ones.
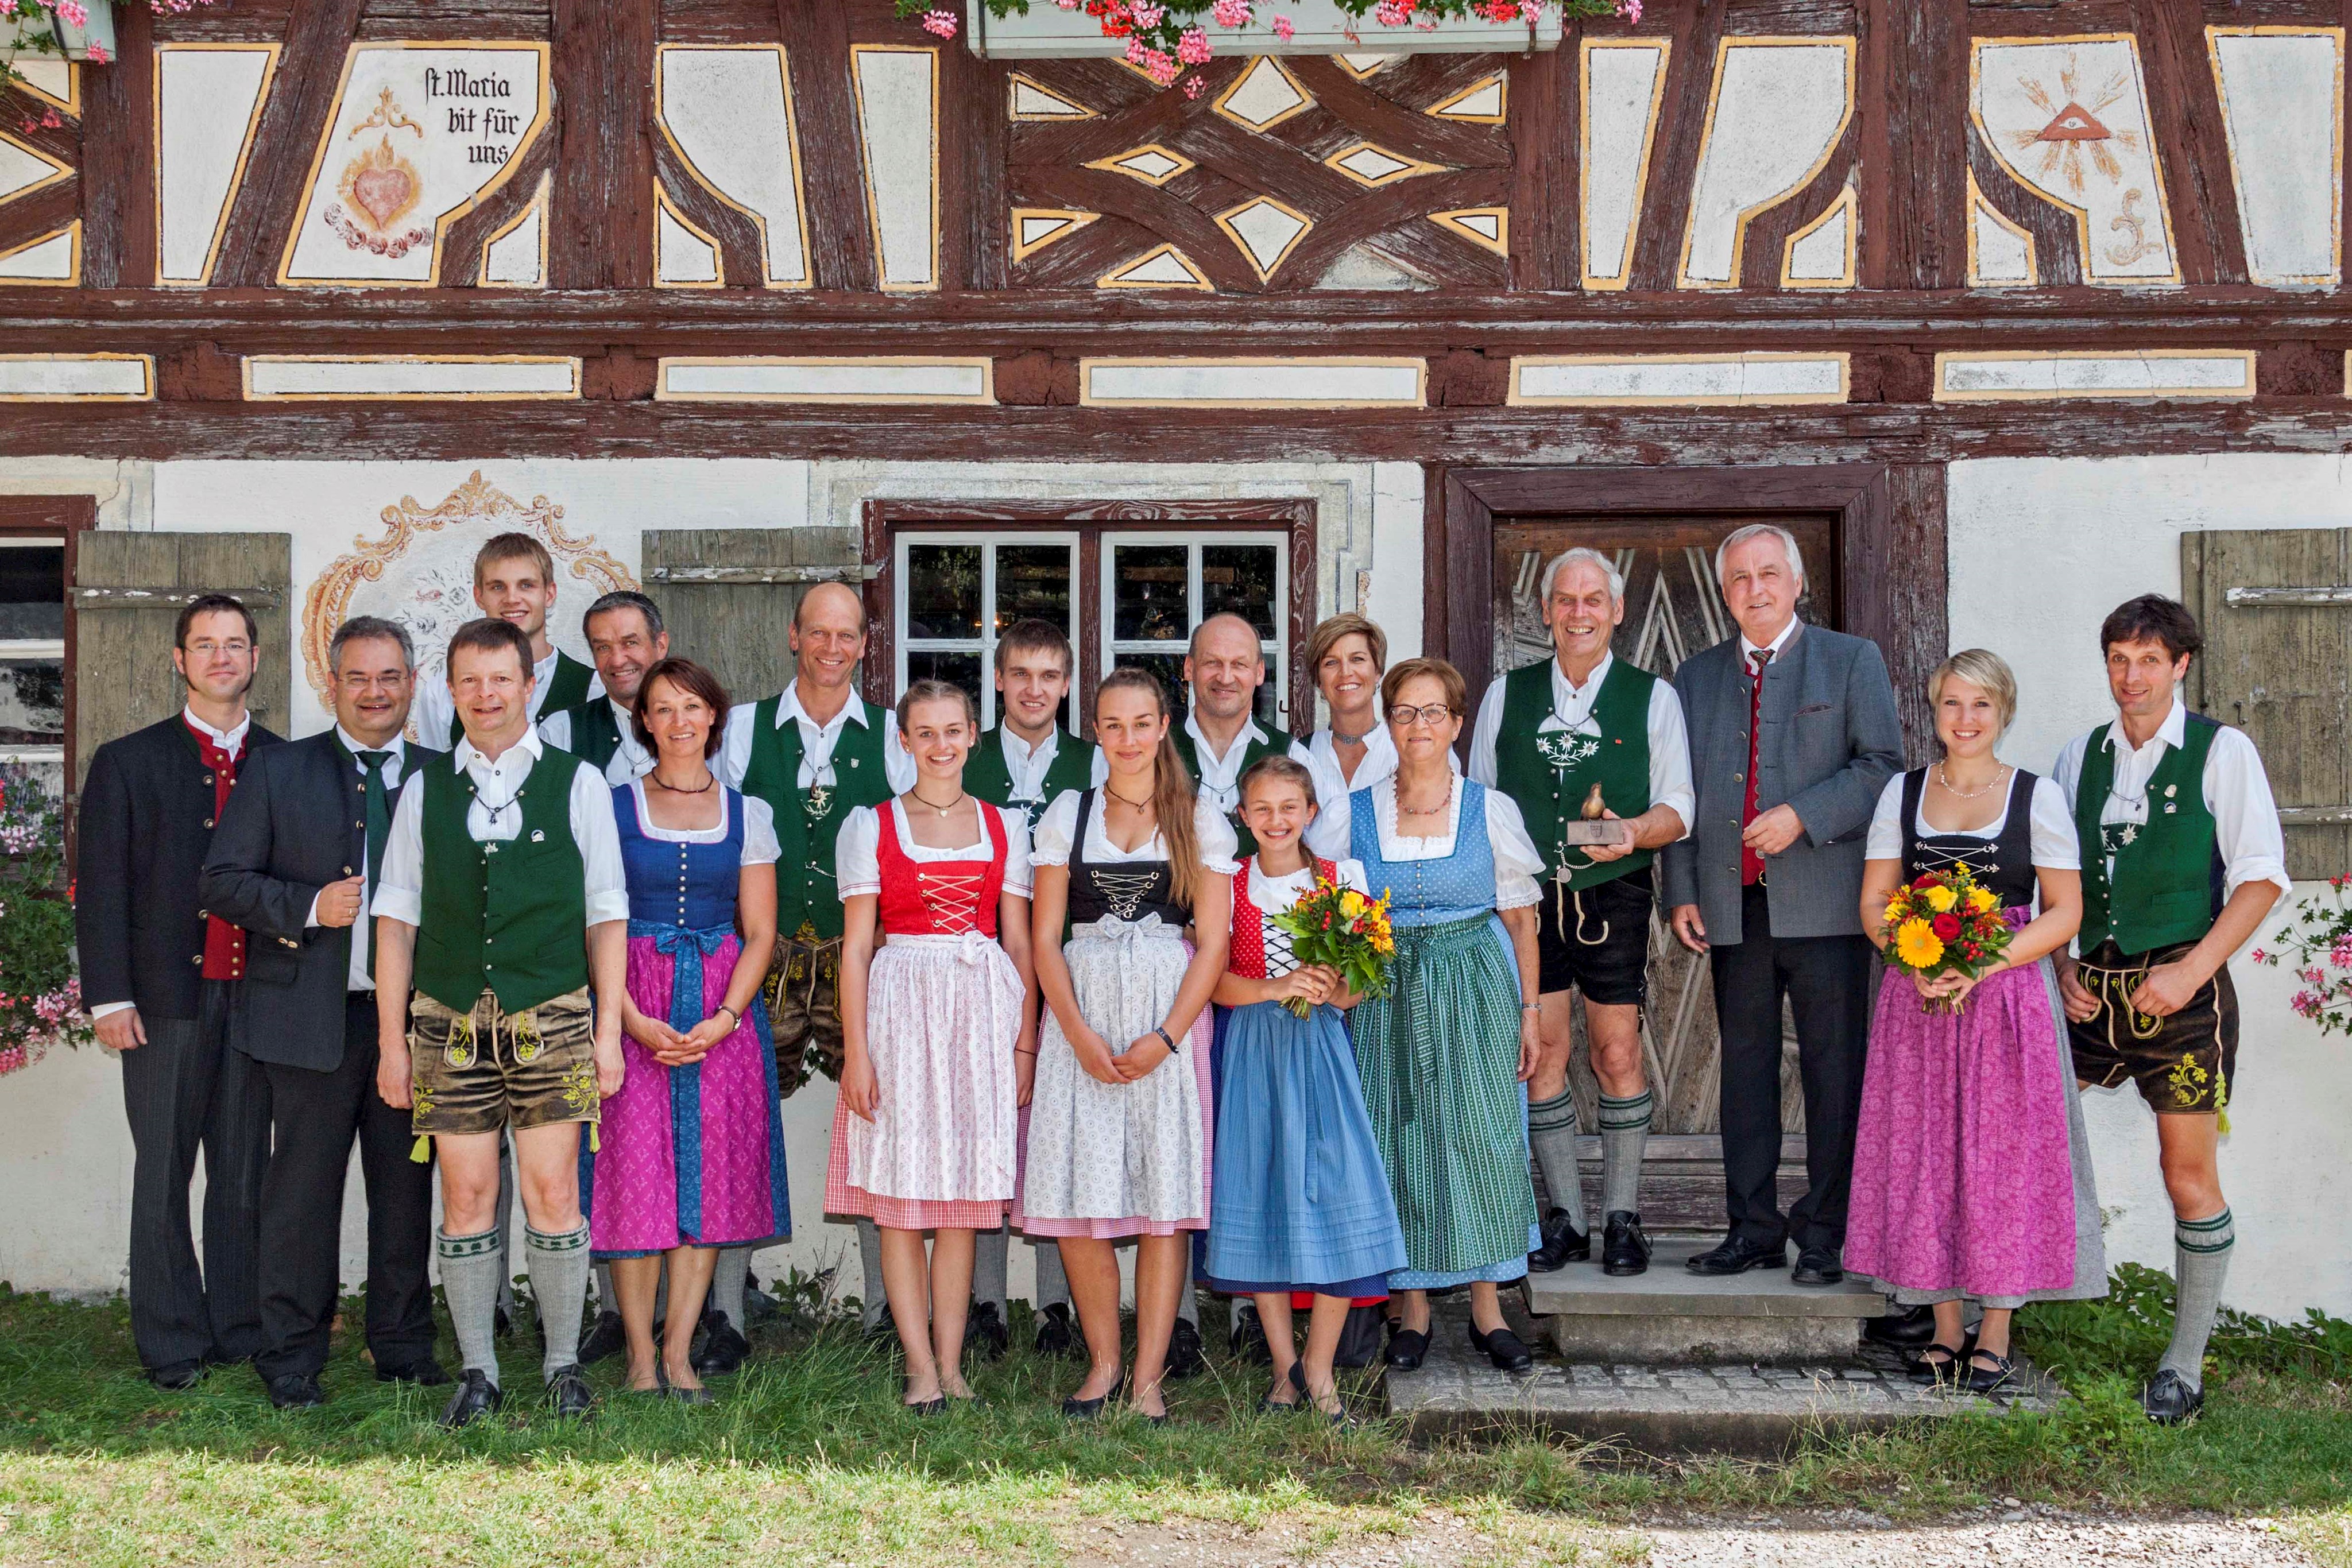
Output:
[2053,594,2287,1426]
[1173,612,1306,858]
[540,590,666,785]
[373,617,629,1428]
[413,533,602,748]
[1470,549,1693,1279]
[718,580,914,1355]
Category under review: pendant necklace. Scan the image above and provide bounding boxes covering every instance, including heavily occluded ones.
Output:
[1105,784,1155,811]
[1934,762,2008,799]
[911,788,966,819]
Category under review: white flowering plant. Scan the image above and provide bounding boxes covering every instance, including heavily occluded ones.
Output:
[0,766,87,1078]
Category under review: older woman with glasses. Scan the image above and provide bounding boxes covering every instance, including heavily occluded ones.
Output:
[1306,658,1546,1375]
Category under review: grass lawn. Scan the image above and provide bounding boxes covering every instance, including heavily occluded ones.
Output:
[1,1267,2349,1567]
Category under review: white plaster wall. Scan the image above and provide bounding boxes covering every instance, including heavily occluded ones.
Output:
[1951,454,2352,1321]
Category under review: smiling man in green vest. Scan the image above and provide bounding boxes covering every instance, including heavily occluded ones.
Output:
[540,590,667,783]
[2053,594,2287,1427]
[1470,548,1693,1280]
[1174,612,1306,858]
[372,617,629,1429]
[414,533,602,748]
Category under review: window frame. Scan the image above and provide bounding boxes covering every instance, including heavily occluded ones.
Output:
[0,496,90,783]
[892,529,1082,731]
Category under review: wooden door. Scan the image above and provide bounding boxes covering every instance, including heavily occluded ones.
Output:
[641,526,868,711]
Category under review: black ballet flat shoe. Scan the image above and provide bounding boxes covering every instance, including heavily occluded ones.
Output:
[544,1365,597,1420]
[1962,1350,2016,1396]
[577,1308,628,1366]
[1864,1303,1939,1349]
[266,1372,324,1411]
[904,1392,949,1417]
[1906,1338,1973,1388]
[2142,1368,2206,1426]
[1467,1324,1534,1376]
[964,1300,1010,1364]
[438,1368,503,1429]
[1165,1317,1206,1380]
[1383,1327,1430,1372]
[376,1355,451,1387]
[148,1359,207,1392]
[1601,1211,1652,1277]
[1526,1207,1591,1273]
[1790,1246,1846,1286]
[1231,1302,1273,1366]
[1685,1234,1786,1276]
[1034,1302,1078,1359]
[1061,1371,1127,1420]
[692,1310,751,1377]
[1259,1359,1309,1414]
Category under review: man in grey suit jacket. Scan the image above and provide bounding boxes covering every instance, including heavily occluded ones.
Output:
[1660,525,1904,1285]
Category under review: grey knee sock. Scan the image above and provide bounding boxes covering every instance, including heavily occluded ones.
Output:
[593,1261,616,1316]
[1599,1089,1654,1217]
[525,1224,591,1383]
[710,1245,751,1329]
[438,1228,505,1388]
[973,1222,1009,1314]
[857,1218,887,1330]
[1032,1238,1070,1311]
[2160,1209,2235,1392]
[1527,1089,1589,1233]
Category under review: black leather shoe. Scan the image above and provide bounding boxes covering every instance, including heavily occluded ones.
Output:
[1791,1247,1845,1286]
[1526,1207,1591,1273]
[1906,1338,1971,1387]
[1467,1323,1534,1375]
[1863,1303,1937,1349]
[1165,1317,1206,1380]
[692,1310,750,1376]
[1962,1349,2016,1396]
[964,1300,1010,1364]
[577,1308,627,1366]
[1034,1302,1077,1359]
[1601,1211,1651,1277]
[438,1369,503,1429]
[1231,1302,1272,1366]
[545,1364,595,1420]
[266,1372,324,1410]
[149,1359,206,1391]
[375,1356,451,1387]
[2142,1368,2206,1425]
[1685,1234,1786,1276]
[1383,1327,1430,1371]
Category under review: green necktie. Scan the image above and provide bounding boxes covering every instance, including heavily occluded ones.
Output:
[357,750,393,980]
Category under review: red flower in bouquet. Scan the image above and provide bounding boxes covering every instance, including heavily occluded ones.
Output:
[1931,912,1962,940]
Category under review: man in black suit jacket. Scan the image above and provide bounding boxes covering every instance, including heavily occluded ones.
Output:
[201,616,446,1408]
[75,594,280,1388]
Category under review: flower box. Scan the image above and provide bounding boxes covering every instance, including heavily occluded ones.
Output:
[0,2,116,62]
[961,0,1561,58]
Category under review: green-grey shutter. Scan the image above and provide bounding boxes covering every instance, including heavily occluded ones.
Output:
[640,527,871,710]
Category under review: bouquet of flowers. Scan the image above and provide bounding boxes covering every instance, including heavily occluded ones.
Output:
[1268,875,1395,1019]
[2253,873,2352,1037]
[1877,864,2011,1014]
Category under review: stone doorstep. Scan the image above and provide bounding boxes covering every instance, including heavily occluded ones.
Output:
[1525,1236,1884,1367]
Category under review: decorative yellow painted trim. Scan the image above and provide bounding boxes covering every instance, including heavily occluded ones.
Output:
[1007,71,1096,122]
[275,41,554,289]
[1430,206,1509,255]
[1507,352,1851,408]
[0,125,72,205]
[654,356,997,406]
[1009,206,1098,263]
[0,351,153,402]
[1578,37,1670,292]
[1780,181,1857,290]
[2206,24,2345,287]
[1213,194,1314,282]
[0,222,80,287]
[151,42,281,288]
[849,43,942,294]
[1085,143,1196,188]
[654,42,813,291]
[1676,35,1857,291]
[1964,168,2038,287]
[1967,33,2184,287]
[1333,54,1395,82]
[1212,55,1315,133]
[1078,356,1427,410]
[476,169,549,288]
[1322,140,1445,190]
[12,59,76,115]
[1932,349,2256,402]
[1097,243,1214,291]
[1425,72,1507,125]
[241,353,583,402]
[652,182,726,289]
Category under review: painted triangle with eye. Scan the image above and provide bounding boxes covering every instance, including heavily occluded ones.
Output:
[2035,102,2111,143]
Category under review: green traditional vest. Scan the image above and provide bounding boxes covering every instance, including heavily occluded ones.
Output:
[412,745,589,1014]
[2075,713,2225,956]
[446,649,595,746]
[1493,656,1657,891]
[964,722,1097,811]
[552,698,625,775]
[738,694,892,940]
[1173,722,1289,858]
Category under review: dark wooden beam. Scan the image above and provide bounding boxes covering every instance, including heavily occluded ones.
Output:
[777,0,876,292]
[1860,0,1967,291]
[212,0,369,288]
[1627,0,1724,292]
[550,0,655,289]
[77,1,154,288]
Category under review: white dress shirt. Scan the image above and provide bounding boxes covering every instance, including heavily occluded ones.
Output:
[2050,697,2292,926]
[1304,777,1546,911]
[835,798,1036,900]
[1185,713,1310,816]
[413,645,602,746]
[538,695,654,783]
[304,728,408,990]
[718,685,917,797]
[997,723,1109,805]
[372,727,630,930]
[1467,650,1696,839]
[1301,724,1407,806]
[1739,615,1804,666]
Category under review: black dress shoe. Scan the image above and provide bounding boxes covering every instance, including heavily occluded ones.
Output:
[1685,1234,1786,1276]
[374,1356,451,1387]
[149,1359,206,1391]
[266,1372,324,1410]
[1961,1349,2016,1396]
[2142,1368,2206,1425]
[964,1300,1010,1364]
[1061,1371,1125,1419]
[1906,1338,1972,1387]
[545,1364,596,1420]
[691,1310,750,1376]
[1034,1302,1077,1359]
[1601,1211,1651,1277]
[438,1369,503,1429]
[1526,1207,1591,1273]
[1165,1317,1206,1380]
[577,1308,628,1366]
[1231,1302,1272,1366]
[1864,1303,1938,1349]
[1791,1247,1845,1286]
[1467,1323,1534,1375]
[1383,1327,1430,1371]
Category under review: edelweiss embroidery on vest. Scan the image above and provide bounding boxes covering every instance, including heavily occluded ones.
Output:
[1536,730,1601,771]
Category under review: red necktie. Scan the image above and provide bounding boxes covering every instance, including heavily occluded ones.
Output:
[188,721,247,980]
[1739,649,1772,886]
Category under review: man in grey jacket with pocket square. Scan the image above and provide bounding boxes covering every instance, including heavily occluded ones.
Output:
[1661,524,1905,1286]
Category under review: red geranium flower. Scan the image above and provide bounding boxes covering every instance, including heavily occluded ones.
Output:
[1931,913,1962,940]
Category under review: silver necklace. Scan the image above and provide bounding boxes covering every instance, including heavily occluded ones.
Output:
[1934,762,2009,799]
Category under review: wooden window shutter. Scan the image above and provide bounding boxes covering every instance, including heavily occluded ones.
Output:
[640,528,873,713]
[72,533,293,794]
[2181,528,2350,881]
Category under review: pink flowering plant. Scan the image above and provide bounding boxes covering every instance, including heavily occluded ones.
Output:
[0,766,88,1078]
[2252,874,2352,1037]
[2,2,221,98]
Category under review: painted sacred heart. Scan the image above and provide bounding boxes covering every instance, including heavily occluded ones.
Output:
[351,164,416,229]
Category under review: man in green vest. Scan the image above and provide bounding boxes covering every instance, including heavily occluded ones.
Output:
[540,590,667,784]
[718,580,914,1356]
[372,617,629,1428]
[413,533,602,748]
[2053,594,2287,1427]
[1470,548,1693,1280]
[1173,612,1306,857]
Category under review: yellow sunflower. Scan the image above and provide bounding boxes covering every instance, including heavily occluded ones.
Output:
[1893,919,1945,969]
[1922,884,1959,913]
